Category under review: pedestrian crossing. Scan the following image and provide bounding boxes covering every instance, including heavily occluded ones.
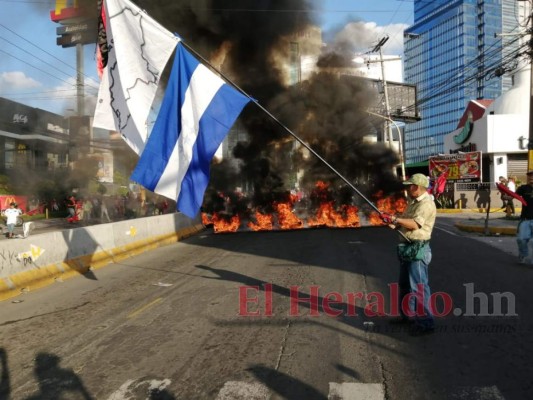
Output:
[214,381,506,400]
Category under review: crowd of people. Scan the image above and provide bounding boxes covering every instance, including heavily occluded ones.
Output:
[27,193,172,224]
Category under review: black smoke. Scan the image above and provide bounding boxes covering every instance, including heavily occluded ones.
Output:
[133,1,400,212]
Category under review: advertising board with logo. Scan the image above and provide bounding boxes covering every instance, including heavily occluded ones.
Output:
[0,196,28,212]
[429,151,482,183]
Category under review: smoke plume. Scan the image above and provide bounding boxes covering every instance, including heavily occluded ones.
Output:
[133,1,401,212]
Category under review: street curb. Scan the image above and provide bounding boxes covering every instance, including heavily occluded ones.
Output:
[0,224,205,302]
[454,222,517,236]
[437,208,518,214]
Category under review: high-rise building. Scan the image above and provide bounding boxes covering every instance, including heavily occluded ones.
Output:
[403,0,530,165]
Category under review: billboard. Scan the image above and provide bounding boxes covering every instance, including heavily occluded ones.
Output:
[367,79,419,122]
[93,152,114,183]
[429,151,482,183]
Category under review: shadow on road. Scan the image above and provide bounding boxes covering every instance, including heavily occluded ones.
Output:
[196,264,366,322]
[62,228,101,281]
[25,352,93,400]
[247,364,326,400]
[0,348,9,399]
[0,348,94,400]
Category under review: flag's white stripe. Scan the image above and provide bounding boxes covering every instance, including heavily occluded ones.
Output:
[153,64,224,200]
[328,383,385,400]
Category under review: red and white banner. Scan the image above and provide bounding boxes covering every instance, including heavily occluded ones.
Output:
[429,151,482,182]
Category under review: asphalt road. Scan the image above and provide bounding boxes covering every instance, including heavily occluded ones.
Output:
[0,223,531,399]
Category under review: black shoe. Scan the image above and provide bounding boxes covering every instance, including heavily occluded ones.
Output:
[409,326,435,336]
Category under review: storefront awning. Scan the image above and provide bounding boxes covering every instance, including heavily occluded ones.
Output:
[405,160,429,168]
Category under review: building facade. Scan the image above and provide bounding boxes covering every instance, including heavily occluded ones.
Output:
[403,0,528,165]
[0,97,69,173]
[443,66,530,183]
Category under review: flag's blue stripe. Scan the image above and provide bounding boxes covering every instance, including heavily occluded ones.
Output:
[176,84,250,217]
[130,44,199,191]
[131,42,250,218]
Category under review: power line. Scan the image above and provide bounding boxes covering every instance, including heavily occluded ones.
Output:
[0,48,78,88]
[401,32,526,116]
[0,35,78,80]
[0,23,100,91]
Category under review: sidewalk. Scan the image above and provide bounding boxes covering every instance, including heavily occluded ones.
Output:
[439,209,519,236]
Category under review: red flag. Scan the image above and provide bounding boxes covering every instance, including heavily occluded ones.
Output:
[496,182,527,206]
[433,172,448,197]
[96,0,108,79]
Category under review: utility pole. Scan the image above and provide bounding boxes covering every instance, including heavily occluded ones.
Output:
[527,7,533,172]
[517,0,533,171]
[372,36,393,150]
[367,110,406,180]
[76,43,84,116]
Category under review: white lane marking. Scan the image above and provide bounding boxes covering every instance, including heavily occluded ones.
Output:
[328,383,385,400]
[215,381,270,400]
[434,225,460,236]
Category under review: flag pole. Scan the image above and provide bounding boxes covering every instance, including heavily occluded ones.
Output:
[180,41,410,241]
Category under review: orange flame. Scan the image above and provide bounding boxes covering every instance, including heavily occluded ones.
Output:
[308,202,360,228]
[275,202,303,230]
[212,213,241,233]
[315,181,330,191]
[201,212,212,226]
[248,211,274,231]
[368,193,408,226]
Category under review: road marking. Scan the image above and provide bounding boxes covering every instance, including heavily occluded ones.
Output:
[434,225,460,236]
[216,381,270,399]
[328,383,384,400]
[127,297,163,319]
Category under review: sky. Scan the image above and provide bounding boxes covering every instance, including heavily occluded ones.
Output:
[0,0,413,116]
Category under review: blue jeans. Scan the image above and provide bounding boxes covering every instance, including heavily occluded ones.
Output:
[517,220,533,258]
[398,244,434,329]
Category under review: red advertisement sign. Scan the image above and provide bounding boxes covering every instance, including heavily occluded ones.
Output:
[429,151,482,182]
[0,196,28,212]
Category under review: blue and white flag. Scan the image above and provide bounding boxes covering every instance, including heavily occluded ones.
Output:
[131,43,251,218]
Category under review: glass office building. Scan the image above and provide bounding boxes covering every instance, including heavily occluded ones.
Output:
[403,0,523,164]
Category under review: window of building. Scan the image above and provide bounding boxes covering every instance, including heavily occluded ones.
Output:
[5,139,15,169]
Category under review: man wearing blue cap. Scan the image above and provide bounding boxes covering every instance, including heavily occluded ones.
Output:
[380,173,437,335]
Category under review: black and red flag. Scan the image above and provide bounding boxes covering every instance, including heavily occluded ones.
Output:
[96,0,108,78]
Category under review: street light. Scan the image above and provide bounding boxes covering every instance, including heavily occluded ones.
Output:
[366,110,406,180]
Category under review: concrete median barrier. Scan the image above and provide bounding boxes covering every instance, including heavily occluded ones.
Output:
[0,213,204,301]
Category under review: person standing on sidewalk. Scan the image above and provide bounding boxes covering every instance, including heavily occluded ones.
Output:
[3,202,22,239]
[515,172,533,264]
[380,174,437,335]
[100,197,111,222]
[506,176,516,216]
